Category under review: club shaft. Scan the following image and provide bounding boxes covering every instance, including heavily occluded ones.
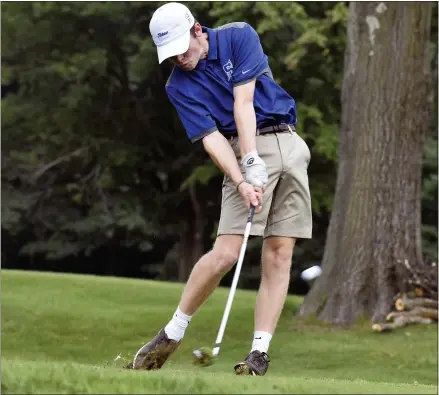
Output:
[212,206,255,357]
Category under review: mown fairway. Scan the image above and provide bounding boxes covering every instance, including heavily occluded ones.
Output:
[2,270,437,394]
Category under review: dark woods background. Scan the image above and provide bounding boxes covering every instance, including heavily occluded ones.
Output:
[2,2,437,295]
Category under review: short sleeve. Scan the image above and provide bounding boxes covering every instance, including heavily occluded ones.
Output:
[166,86,218,143]
[231,23,269,87]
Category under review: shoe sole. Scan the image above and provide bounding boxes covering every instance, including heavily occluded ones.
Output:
[133,342,150,364]
[133,337,181,371]
[133,342,166,370]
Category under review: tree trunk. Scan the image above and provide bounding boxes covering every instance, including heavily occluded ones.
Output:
[298,2,433,325]
[178,225,193,282]
[177,185,205,282]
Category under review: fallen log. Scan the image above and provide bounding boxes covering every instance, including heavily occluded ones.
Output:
[373,316,433,332]
[395,295,438,311]
[386,307,438,321]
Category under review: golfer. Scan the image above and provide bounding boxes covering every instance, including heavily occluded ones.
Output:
[133,2,312,376]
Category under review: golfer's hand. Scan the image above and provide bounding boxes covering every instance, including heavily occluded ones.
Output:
[241,151,268,188]
[238,182,263,213]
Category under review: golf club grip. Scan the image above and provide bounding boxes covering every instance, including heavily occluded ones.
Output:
[248,204,255,223]
[212,205,255,356]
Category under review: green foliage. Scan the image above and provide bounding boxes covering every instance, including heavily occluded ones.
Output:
[422,135,438,262]
[2,1,203,260]
[180,162,220,191]
[1,1,437,270]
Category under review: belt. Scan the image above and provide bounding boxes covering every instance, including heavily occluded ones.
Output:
[225,123,295,140]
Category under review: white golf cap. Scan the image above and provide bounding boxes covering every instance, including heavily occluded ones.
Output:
[149,2,195,64]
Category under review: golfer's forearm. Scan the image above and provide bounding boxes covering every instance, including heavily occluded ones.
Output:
[202,131,244,186]
[234,100,257,158]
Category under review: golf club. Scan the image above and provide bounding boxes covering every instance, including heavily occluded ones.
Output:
[193,205,256,366]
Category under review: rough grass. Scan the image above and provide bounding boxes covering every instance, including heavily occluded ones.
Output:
[2,269,438,394]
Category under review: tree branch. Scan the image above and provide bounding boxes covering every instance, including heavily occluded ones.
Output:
[32,146,89,182]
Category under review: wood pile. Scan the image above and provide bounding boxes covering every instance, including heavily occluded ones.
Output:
[372,259,438,333]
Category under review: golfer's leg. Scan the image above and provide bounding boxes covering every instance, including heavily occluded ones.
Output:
[132,235,243,370]
[164,235,242,342]
[178,235,243,315]
[252,237,295,352]
[251,131,312,354]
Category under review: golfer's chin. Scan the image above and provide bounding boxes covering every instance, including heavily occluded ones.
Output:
[178,63,196,71]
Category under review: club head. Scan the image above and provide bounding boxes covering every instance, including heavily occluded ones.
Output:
[193,347,214,367]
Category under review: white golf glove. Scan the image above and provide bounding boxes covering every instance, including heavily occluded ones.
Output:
[241,151,268,188]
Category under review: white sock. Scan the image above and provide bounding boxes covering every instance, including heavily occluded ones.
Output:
[164,307,192,341]
[251,331,272,354]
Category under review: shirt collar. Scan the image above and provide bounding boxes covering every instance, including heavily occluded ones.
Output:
[195,26,218,71]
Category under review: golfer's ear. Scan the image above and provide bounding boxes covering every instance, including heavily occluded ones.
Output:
[233,79,256,103]
[193,22,203,37]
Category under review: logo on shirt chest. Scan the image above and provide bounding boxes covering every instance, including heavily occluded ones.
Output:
[222,59,233,81]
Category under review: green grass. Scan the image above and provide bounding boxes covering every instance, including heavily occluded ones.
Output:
[2,269,438,394]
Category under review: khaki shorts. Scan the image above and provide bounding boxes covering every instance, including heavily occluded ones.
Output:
[217,131,312,239]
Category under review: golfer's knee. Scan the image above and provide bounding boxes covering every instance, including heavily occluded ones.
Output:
[270,250,292,272]
[211,244,239,275]
[263,239,294,275]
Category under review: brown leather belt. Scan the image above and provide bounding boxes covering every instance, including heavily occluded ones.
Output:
[225,123,295,140]
[257,123,295,135]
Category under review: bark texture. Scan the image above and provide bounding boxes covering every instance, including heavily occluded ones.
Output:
[178,184,205,282]
[298,2,433,325]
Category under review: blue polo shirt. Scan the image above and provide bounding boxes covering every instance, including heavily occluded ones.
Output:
[165,22,297,143]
